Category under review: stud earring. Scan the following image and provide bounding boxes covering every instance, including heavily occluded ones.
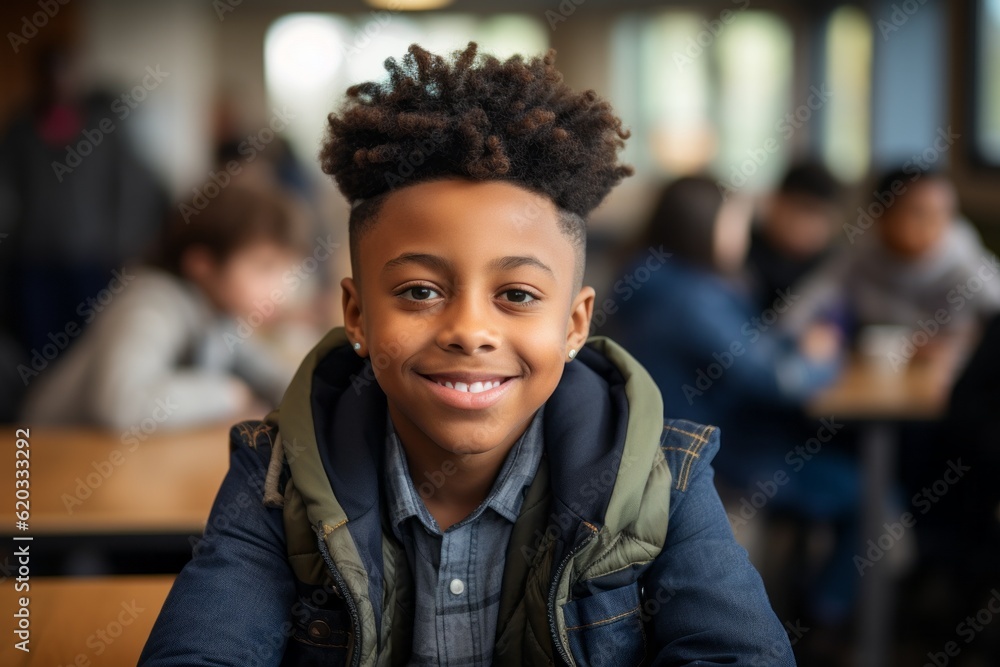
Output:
[353,342,361,351]
[568,349,577,360]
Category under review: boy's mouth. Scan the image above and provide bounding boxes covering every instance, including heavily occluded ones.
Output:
[421,374,511,393]
[416,372,517,409]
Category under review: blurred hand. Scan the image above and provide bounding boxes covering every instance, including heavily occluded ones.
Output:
[800,323,842,362]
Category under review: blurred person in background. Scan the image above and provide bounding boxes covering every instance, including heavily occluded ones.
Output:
[20,184,306,430]
[785,167,1000,369]
[743,161,844,313]
[609,176,842,443]
[211,92,337,330]
[608,176,859,651]
[0,45,168,374]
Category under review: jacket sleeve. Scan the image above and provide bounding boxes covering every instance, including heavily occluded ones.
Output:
[642,421,796,666]
[138,424,297,666]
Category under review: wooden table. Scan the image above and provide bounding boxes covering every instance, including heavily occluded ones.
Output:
[0,575,173,666]
[808,356,952,667]
[0,425,231,536]
[808,356,951,420]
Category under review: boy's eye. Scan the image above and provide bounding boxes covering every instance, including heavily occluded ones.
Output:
[400,286,440,301]
[501,289,536,304]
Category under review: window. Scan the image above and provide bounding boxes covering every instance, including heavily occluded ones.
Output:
[612,6,794,193]
[822,5,872,182]
[974,0,1000,165]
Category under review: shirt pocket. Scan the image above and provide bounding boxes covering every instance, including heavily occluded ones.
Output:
[562,582,647,667]
[282,587,352,667]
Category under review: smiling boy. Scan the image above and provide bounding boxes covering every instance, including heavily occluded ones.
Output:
[140,43,794,666]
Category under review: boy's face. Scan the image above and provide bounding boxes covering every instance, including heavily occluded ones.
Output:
[186,241,294,319]
[342,179,594,460]
[880,179,955,260]
[766,193,837,260]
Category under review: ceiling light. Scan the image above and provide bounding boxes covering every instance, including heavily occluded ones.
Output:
[365,0,455,11]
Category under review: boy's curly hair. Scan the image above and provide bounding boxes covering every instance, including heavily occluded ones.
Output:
[319,42,632,264]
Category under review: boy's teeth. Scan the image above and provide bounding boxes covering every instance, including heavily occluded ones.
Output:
[436,379,501,392]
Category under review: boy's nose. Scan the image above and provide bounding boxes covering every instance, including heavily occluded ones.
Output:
[435,293,501,354]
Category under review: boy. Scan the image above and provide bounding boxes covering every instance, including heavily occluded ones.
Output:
[140,44,793,666]
[21,184,303,429]
[743,162,843,313]
[785,167,1000,349]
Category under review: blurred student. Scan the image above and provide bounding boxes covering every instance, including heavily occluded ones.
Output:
[786,167,1000,363]
[744,162,843,312]
[610,176,858,627]
[20,185,304,431]
[610,176,840,447]
[0,46,167,360]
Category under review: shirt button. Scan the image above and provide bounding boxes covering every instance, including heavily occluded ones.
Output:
[449,578,465,595]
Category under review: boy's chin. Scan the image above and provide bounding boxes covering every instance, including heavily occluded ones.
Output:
[429,433,507,459]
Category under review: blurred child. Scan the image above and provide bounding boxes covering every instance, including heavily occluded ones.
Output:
[610,176,841,442]
[744,162,843,312]
[610,176,859,631]
[786,167,1000,365]
[21,185,304,430]
[140,44,795,666]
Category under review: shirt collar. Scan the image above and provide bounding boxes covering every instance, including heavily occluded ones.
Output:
[384,410,545,534]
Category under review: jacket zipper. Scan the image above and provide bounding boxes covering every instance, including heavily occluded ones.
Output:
[316,530,364,667]
[547,529,597,666]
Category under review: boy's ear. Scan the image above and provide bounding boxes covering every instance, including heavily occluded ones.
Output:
[341,277,366,355]
[565,285,595,359]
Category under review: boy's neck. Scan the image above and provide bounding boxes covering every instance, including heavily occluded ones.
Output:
[389,411,532,531]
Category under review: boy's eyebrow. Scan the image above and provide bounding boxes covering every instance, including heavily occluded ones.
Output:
[382,253,453,274]
[382,253,554,276]
[489,255,554,276]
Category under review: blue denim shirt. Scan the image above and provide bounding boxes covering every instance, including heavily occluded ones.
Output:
[384,410,544,666]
